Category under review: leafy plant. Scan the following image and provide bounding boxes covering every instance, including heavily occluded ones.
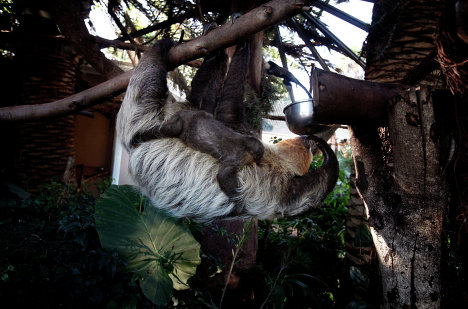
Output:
[95,185,201,306]
[245,75,286,131]
[0,145,354,308]
[0,180,154,308]
[219,219,255,308]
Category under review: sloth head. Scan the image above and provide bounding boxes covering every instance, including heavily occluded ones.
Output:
[274,137,313,176]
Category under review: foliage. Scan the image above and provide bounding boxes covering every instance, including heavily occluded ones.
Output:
[245,75,287,131]
[95,185,201,306]
[0,180,156,308]
[269,136,283,144]
[256,147,352,308]
[219,219,255,308]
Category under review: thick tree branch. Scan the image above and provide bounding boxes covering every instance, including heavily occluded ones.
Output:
[0,71,132,122]
[167,0,308,68]
[88,36,204,67]
[92,36,148,53]
[0,0,308,122]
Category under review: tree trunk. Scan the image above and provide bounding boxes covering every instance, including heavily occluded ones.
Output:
[12,11,79,191]
[364,0,443,85]
[353,0,448,307]
[435,1,468,305]
[351,87,449,308]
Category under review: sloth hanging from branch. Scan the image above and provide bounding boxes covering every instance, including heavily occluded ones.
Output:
[116,24,339,222]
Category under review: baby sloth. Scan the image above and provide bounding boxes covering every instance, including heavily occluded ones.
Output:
[159,109,264,198]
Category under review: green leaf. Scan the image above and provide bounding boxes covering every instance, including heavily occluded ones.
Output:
[139,264,174,306]
[95,185,201,305]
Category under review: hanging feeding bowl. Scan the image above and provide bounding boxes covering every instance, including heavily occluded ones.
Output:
[283,98,333,135]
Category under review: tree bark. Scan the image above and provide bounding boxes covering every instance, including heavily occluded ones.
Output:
[343,161,380,307]
[0,71,132,122]
[9,7,80,191]
[0,0,309,123]
[354,0,449,306]
[350,87,448,308]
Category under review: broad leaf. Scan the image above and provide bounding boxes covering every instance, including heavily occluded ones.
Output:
[95,185,201,305]
[139,264,174,306]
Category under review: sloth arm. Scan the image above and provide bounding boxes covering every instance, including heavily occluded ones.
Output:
[283,136,339,207]
[135,39,173,112]
[127,39,175,147]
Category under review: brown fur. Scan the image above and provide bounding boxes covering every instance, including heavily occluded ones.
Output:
[159,109,264,198]
[275,138,313,175]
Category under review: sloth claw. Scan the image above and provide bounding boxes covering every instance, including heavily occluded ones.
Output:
[202,22,218,35]
[244,137,264,161]
[154,38,176,57]
[231,12,241,23]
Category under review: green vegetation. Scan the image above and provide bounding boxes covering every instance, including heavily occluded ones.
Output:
[96,185,201,306]
[0,181,154,308]
[255,148,352,308]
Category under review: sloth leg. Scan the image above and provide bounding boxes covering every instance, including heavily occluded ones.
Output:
[217,162,240,199]
[215,41,250,133]
[159,113,183,137]
[188,24,229,114]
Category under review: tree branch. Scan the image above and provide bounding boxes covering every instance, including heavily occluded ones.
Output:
[0,0,309,122]
[0,71,132,122]
[51,0,124,79]
[90,36,203,67]
[92,36,148,53]
[166,0,308,68]
[117,11,196,41]
[108,3,137,44]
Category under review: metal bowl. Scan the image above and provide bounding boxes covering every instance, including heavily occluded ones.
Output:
[283,99,332,135]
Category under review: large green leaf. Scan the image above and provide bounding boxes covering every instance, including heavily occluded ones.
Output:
[95,185,201,305]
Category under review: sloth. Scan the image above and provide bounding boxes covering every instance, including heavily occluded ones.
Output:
[123,39,264,199]
[116,38,339,222]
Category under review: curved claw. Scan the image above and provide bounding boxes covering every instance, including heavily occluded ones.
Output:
[231,12,241,23]
[202,22,218,36]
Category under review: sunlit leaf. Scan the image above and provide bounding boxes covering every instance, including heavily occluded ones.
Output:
[95,185,201,305]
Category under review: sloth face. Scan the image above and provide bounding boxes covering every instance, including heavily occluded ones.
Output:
[275,137,313,176]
